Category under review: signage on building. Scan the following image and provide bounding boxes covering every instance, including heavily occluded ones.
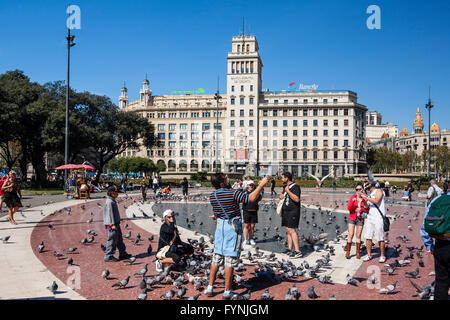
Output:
[236,150,247,159]
[170,88,205,95]
[287,82,319,92]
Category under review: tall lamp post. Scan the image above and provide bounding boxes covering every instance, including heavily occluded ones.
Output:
[64,28,76,191]
[214,88,221,173]
[425,89,434,181]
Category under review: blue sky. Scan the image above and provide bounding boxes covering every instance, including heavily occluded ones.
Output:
[0,0,449,132]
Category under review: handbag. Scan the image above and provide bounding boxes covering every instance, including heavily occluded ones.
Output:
[374,203,390,232]
[277,183,296,217]
[214,191,242,234]
[156,245,171,260]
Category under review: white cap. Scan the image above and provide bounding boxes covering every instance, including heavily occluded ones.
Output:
[163,209,173,219]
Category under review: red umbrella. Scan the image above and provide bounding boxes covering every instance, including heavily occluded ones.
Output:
[78,164,95,171]
[55,164,80,170]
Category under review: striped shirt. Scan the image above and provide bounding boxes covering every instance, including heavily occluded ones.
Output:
[210,188,249,219]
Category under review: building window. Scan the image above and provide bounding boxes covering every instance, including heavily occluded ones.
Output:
[313,120,318,126]
[283,151,287,160]
[293,151,297,159]
[263,140,268,147]
[323,151,328,159]
[263,110,268,116]
[313,130,318,136]
[334,120,338,126]
[313,151,318,159]
[231,86,234,92]
[231,110,235,117]
[323,99,328,104]
[231,98,235,105]
[323,140,328,147]
[230,120,235,127]
[294,99,298,104]
[157,124,165,131]
[240,120,244,127]
[333,98,338,104]
[344,108,349,116]
[264,100,268,104]
[263,120,268,127]
[334,140,338,146]
[274,100,278,105]
[344,119,349,126]
[249,120,254,127]
[313,140,318,147]
[303,99,308,104]
[303,109,308,116]
[283,130,288,137]
[303,140,308,147]
[293,130,298,136]
[313,99,318,104]
[293,140,298,147]
[303,120,308,126]
[303,151,308,159]
[313,109,318,116]
[273,120,278,127]
[241,85,244,92]
[249,109,254,116]
[344,151,348,159]
[293,120,298,126]
[324,130,328,136]
[250,85,253,91]
[303,130,308,136]
[240,109,244,117]
[334,130,338,136]
[240,98,244,104]
[273,110,278,117]
[263,130,268,137]
[334,151,338,159]
[284,100,288,105]
[273,140,277,147]
[324,119,328,126]
[334,109,338,116]
[323,109,328,116]
[249,98,254,104]
[283,109,288,116]
[273,130,278,137]
[283,140,288,147]
[344,140,349,147]
[283,120,288,127]
[344,129,349,136]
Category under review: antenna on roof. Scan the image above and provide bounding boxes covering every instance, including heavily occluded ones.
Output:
[242,17,245,36]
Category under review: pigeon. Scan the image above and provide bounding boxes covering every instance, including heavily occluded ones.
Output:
[378,280,398,294]
[87,236,94,243]
[329,294,337,300]
[260,288,271,300]
[112,276,130,289]
[48,224,54,229]
[80,238,88,245]
[282,288,292,301]
[160,288,175,300]
[53,251,64,258]
[38,241,45,253]
[133,237,140,245]
[367,275,377,285]
[124,231,131,239]
[102,269,110,279]
[139,278,147,290]
[134,264,148,277]
[176,287,187,299]
[405,268,420,279]
[187,293,201,300]
[124,257,136,264]
[291,284,300,300]
[67,257,73,265]
[100,244,106,252]
[64,247,77,253]
[346,274,358,286]
[418,259,424,268]
[147,245,152,255]
[1,236,11,243]
[148,235,154,242]
[306,285,318,299]
[47,281,58,294]
[137,288,148,300]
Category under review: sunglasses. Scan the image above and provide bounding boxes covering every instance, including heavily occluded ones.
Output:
[355,188,363,191]
[166,215,174,219]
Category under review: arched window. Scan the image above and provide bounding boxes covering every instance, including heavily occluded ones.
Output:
[179,160,187,172]
[157,160,166,172]
[190,160,198,172]
[168,160,176,171]
[201,160,210,170]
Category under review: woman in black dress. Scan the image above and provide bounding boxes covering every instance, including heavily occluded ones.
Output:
[1,171,22,225]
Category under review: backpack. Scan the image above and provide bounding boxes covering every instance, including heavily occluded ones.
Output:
[424,194,450,239]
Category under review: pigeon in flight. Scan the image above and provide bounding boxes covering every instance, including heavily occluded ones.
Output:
[112,276,130,289]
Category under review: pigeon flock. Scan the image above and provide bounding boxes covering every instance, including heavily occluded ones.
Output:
[23,190,437,300]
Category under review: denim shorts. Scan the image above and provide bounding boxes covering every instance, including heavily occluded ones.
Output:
[213,217,243,258]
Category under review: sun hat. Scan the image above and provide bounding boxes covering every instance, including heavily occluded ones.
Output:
[163,209,173,219]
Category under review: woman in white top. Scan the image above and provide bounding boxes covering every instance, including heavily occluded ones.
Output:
[361,181,387,262]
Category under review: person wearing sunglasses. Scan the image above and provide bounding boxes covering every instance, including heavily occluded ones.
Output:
[346,182,369,259]
[155,209,193,272]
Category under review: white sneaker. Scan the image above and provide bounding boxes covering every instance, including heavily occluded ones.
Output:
[242,240,252,250]
[363,255,372,262]
[155,259,163,272]
[249,239,256,246]
[379,256,386,263]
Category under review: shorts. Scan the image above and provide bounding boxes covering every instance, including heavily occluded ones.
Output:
[243,210,258,224]
[348,216,364,227]
[182,189,188,196]
[363,219,384,242]
[212,253,239,268]
[281,210,300,229]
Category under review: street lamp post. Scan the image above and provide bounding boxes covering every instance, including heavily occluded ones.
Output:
[425,89,434,181]
[214,90,221,173]
[64,28,76,191]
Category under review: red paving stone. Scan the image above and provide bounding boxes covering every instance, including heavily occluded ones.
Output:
[30,192,442,300]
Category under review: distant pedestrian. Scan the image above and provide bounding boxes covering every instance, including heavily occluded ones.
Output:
[103,185,131,262]
[271,178,276,196]
[120,176,127,193]
[280,172,302,259]
[427,179,443,207]
[332,179,337,191]
[158,175,162,188]
[153,176,159,193]
[141,179,148,202]
[1,171,22,225]
[181,177,189,200]
[443,180,449,194]
[0,174,8,213]
[407,181,414,201]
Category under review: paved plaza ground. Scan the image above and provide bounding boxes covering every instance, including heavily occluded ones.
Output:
[0,187,440,300]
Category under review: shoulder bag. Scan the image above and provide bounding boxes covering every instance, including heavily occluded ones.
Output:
[214,190,242,234]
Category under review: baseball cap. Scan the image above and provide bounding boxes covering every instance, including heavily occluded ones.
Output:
[163,209,174,219]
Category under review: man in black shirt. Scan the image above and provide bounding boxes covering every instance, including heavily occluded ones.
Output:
[156,209,193,272]
[271,178,276,196]
[280,172,302,259]
[242,182,262,249]
[181,177,189,200]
